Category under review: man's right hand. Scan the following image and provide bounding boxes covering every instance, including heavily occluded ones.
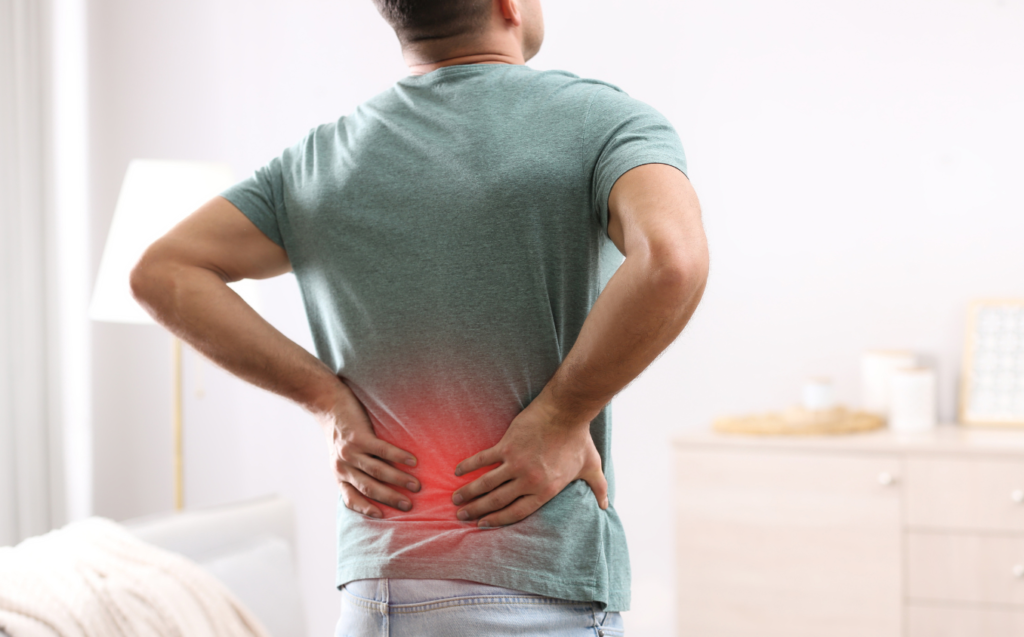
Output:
[317,382,420,519]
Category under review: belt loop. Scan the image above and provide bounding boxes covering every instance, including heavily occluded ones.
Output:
[381,578,389,634]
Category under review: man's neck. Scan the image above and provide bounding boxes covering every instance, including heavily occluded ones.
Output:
[403,37,526,76]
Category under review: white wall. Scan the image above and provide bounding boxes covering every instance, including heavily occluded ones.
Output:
[87,0,1024,635]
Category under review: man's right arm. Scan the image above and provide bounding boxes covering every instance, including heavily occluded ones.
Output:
[130,195,419,518]
[451,163,709,527]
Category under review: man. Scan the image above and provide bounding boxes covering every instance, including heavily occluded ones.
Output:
[131,0,708,634]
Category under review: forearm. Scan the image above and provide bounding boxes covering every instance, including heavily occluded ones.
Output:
[538,249,707,424]
[451,244,707,522]
[131,260,343,416]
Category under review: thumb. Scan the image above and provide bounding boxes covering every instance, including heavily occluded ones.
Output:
[579,460,609,510]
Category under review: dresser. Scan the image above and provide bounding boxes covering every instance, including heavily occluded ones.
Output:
[674,427,1024,637]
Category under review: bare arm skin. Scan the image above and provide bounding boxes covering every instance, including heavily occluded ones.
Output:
[451,163,709,527]
[132,162,707,526]
[130,197,421,519]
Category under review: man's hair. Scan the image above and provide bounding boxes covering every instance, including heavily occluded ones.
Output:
[372,0,493,43]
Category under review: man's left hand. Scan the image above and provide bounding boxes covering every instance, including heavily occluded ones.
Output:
[451,395,609,528]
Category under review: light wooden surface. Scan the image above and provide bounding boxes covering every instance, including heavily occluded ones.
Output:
[907,532,1024,605]
[675,426,1024,637]
[908,604,1024,637]
[675,425,1024,457]
[675,448,902,637]
[906,457,1024,532]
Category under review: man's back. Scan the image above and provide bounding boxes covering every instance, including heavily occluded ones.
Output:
[131,3,709,632]
[223,63,687,609]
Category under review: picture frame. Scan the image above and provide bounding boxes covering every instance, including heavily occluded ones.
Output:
[960,299,1024,427]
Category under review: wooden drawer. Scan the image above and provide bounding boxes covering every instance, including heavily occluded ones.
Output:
[908,604,1024,636]
[676,449,902,637]
[908,532,1024,605]
[907,457,1024,531]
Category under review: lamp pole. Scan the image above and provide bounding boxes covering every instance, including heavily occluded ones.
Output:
[172,336,184,511]
[89,160,237,514]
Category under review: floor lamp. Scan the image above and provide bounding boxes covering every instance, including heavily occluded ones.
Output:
[90,159,234,511]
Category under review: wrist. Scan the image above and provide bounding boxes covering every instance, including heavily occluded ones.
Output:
[302,374,353,419]
[533,384,605,429]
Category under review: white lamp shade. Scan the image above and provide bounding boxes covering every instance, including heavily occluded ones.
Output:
[90,159,239,324]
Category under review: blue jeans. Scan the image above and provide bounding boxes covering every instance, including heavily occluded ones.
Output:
[335,578,624,637]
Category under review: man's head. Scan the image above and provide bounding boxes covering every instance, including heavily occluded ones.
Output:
[373,0,544,64]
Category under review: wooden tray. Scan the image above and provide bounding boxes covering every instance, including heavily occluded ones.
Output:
[713,407,885,436]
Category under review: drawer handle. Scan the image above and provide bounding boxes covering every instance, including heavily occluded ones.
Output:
[1012,490,1024,504]
[877,472,896,487]
[1014,565,1024,579]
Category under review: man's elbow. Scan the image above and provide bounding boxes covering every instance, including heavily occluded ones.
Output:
[648,240,709,305]
[129,246,175,315]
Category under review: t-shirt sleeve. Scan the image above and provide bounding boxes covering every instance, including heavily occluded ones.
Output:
[220,156,288,248]
[583,86,689,232]
[223,123,326,249]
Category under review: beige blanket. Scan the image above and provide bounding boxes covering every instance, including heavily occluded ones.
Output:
[0,518,271,637]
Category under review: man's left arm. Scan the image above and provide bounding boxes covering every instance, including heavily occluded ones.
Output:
[452,163,709,527]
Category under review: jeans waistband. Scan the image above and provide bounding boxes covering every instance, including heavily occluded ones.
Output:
[342,578,583,607]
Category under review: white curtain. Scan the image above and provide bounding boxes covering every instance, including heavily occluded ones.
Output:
[0,0,65,545]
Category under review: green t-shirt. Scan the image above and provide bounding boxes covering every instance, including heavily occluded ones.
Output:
[222,63,687,611]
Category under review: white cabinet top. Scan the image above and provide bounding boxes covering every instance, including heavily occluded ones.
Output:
[674,425,1024,457]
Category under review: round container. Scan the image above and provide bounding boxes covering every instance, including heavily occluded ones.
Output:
[889,367,937,432]
[802,378,836,411]
[862,350,917,416]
